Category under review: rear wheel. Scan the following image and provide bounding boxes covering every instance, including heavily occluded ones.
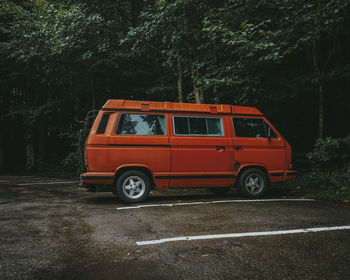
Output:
[208,187,231,194]
[238,168,268,198]
[116,170,151,203]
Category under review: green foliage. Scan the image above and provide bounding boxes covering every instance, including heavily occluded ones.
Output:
[122,0,213,101]
[201,0,350,103]
[301,135,350,200]
[307,136,350,170]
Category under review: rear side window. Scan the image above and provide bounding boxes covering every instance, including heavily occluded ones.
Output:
[173,116,224,136]
[233,118,278,138]
[96,113,110,134]
[116,114,166,135]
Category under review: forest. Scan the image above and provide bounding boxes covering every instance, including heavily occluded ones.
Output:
[0,0,349,199]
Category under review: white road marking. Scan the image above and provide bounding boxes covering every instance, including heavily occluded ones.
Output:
[17,181,78,186]
[117,198,315,210]
[0,176,39,178]
[136,225,350,246]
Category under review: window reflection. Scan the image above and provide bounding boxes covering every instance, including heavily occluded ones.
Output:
[116,114,166,135]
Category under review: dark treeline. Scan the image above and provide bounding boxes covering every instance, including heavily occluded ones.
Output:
[0,0,349,175]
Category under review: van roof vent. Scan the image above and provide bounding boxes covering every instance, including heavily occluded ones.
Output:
[141,103,150,111]
[209,106,217,114]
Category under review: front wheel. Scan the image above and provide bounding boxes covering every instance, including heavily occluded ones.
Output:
[237,168,268,198]
[116,170,151,203]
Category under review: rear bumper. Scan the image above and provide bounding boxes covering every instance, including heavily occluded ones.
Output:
[285,170,297,180]
[81,172,115,185]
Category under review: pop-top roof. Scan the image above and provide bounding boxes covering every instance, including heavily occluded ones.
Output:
[102,99,262,116]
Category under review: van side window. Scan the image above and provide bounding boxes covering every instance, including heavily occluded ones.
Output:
[96,113,110,134]
[233,118,278,138]
[116,114,166,135]
[174,116,224,136]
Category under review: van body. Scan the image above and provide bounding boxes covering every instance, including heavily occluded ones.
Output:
[81,99,296,203]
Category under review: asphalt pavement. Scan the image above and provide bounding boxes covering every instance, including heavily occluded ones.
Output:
[0,176,350,280]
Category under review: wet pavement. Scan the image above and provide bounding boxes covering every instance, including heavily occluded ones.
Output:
[0,176,350,280]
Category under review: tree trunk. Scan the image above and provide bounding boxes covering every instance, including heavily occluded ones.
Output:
[25,75,36,170]
[313,0,324,138]
[194,88,205,104]
[25,127,35,170]
[312,40,324,138]
[38,116,47,166]
[0,122,4,171]
[192,69,204,104]
[194,84,201,104]
[91,80,96,111]
[318,83,324,138]
[214,86,220,104]
[176,50,184,103]
[199,92,204,104]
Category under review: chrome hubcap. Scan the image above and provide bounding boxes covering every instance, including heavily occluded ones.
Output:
[245,174,263,194]
[122,176,146,199]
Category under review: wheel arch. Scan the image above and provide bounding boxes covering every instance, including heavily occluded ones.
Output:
[114,165,156,189]
[236,164,270,185]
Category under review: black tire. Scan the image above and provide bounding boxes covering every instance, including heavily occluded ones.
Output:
[208,187,231,194]
[237,168,268,198]
[116,170,151,203]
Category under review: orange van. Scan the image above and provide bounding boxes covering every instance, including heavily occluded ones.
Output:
[81,99,296,203]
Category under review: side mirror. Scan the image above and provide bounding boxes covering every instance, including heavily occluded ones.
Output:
[267,126,271,141]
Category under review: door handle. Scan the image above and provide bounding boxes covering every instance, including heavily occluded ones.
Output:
[234,146,243,150]
[216,146,226,151]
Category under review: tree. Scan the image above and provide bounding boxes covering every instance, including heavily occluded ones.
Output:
[124,0,224,103]
[203,0,350,137]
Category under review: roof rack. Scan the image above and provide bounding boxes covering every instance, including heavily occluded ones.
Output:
[102,99,262,116]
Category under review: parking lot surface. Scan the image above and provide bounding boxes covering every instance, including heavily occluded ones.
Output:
[1,176,350,280]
